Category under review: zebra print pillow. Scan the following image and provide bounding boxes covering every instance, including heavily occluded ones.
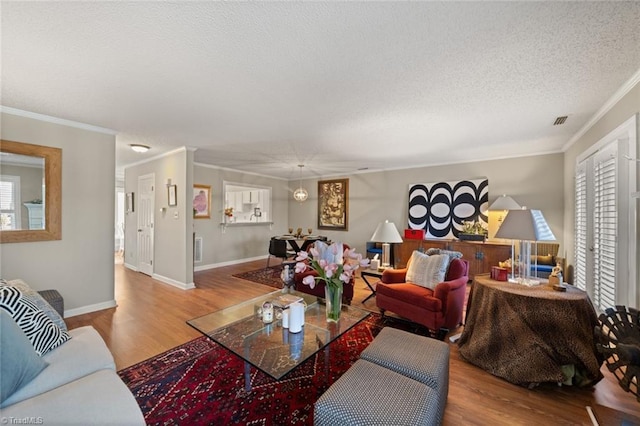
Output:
[0,286,70,356]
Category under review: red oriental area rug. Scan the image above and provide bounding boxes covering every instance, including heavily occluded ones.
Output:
[233,265,286,289]
[118,313,432,425]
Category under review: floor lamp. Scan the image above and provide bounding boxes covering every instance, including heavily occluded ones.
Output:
[494,208,556,286]
[370,220,403,268]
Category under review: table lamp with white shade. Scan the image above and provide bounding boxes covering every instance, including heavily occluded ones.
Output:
[488,194,521,225]
[370,220,403,268]
[494,208,556,286]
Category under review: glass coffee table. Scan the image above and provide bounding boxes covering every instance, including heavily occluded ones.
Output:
[187,289,370,391]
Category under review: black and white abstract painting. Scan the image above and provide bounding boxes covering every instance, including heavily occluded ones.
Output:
[408,178,489,239]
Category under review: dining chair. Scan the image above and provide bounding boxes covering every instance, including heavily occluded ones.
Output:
[266,237,295,268]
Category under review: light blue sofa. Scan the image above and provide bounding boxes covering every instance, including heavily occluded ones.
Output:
[0,280,144,425]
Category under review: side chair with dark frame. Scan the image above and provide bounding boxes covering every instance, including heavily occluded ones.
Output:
[266,237,296,268]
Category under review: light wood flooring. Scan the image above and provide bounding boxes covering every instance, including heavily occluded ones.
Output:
[66,259,640,425]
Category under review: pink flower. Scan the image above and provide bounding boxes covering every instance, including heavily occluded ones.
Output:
[302,274,316,288]
[295,262,307,273]
[324,263,338,279]
[295,241,367,290]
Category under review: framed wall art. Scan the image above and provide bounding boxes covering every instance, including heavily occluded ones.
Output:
[408,178,488,239]
[193,184,211,219]
[168,184,177,207]
[126,192,134,213]
[317,178,348,230]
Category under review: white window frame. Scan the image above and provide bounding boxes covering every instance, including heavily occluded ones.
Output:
[575,114,637,311]
[0,174,22,230]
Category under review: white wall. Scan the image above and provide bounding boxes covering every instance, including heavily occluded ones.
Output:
[563,79,640,304]
[1,112,116,315]
[288,153,565,267]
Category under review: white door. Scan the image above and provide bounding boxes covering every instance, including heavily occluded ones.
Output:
[137,173,155,276]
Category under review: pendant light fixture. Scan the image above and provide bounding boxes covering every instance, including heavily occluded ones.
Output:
[292,164,308,202]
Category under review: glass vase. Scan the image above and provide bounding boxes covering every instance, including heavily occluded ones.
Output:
[324,283,343,322]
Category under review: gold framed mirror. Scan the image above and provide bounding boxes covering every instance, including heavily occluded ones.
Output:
[0,140,62,243]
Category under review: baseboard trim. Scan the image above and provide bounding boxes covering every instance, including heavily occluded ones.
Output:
[124,262,138,271]
[64,300,117,318]
[153,273,196,290]
[194,255,269,272]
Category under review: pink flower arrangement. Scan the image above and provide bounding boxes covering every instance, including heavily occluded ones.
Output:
[295,241,369,291]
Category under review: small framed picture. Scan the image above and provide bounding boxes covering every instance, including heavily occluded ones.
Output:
[168,185,177,206]
[193,184,211,219]
[126,192,134,213]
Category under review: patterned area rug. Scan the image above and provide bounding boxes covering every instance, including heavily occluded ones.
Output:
[118,313,432,425]
[233,264,286,289]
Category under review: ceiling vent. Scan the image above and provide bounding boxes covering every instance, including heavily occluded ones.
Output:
[553,116,568,126]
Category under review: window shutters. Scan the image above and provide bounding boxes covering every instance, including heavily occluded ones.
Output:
[592,145,618,311]
[0,175,21,230]
[574,161,588,292]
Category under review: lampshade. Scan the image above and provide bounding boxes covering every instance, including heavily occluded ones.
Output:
[488,195,521,211]
[370,220,403,243]
[494,208,556,241]
[370,220,403,269]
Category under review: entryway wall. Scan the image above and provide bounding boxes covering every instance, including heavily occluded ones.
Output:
[124,147,194,289]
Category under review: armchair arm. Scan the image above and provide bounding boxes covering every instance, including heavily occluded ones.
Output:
[433,276,469,328]
[381,268,408,284]
[433,276,467,300]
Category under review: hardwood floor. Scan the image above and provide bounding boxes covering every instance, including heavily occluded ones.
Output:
[66,259,640,425]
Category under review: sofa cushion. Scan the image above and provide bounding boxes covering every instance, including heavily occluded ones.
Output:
[4,279,67,331]
[0,310,49,404]
[376,283,442,312]
[0,286,69,356]
[532,254,555,266]
[1,326,116,408]
[405,252,449,290]
[0,369,145,425]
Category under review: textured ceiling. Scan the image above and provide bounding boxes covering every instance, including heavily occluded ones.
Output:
[2,2,640,180]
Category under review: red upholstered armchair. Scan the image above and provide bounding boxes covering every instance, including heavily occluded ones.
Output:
[293,244,354,305]
[376,256,469,338]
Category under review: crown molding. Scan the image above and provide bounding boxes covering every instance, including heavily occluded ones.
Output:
[0,106,117,135]
[563,67,640,152]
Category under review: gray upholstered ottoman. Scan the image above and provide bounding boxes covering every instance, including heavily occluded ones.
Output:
[314,359,441,426]
[360,327,450,423]
[37,289,64,317]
